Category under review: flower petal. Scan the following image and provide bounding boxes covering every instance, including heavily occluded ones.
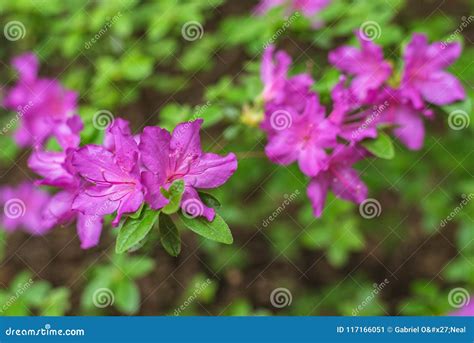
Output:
[393,104,425,150]
[419,71,466,105]
[186,152,238,188]
[77,213,103,249]
[330,167,367,204]
[307,175,330,217]
[181,187,215,221]
[139,126,171,176]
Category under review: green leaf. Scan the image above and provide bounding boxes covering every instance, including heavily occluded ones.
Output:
[361,132,395,159]
[129,203,145,219]
[198,192,221,209]
[159,213,181,256]
[114,280,140,314]
[161,179,185,215]
[120,257,155,279]
[23,281,51,307]
[179,213,233,244]
[40,288,70,316]
[116,207,159,254]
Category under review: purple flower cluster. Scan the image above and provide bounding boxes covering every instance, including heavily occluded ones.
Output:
[3,53,82,148]
[260,32,465,217]
[0,54,237,249]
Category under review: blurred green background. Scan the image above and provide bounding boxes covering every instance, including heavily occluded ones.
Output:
[0,0,473,315]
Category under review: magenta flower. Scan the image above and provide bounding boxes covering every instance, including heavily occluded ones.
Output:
[139,119,237,221]
[372,87,433,150]
[307,145,368,217]
[329,31,392,101]
[2,52,80,147]
[0,182,52,235]
[263,96,338,176]
[401,33,465,109]
[261,45,314,112]
[72,119,144,229]
[328,76,379,143]
[28,135,105,248]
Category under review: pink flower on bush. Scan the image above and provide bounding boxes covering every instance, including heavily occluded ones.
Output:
[72,119,144,228]
[261,45,314,113]
[264,96,338,176]
[0,182,52,235]
[3,53,81,147]
[401,33,465,109]
[329,31,392,101]
[139,119,237,221]
[307,145,368,217]
[259,32,466,217]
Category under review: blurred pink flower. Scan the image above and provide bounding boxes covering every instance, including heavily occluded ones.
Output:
[261,45,314,114]
[3,52,81,147]
[401,33,465,109]
[263,96,338,177]
[329,31,392,101]
[307,145,368,217]
[0,182,52,235]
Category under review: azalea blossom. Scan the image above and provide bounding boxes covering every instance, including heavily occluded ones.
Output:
[0,182,52,235]
[401,33,465,109]
[263,96,338,176]
[261,45,314,113]
[329,31,392,101]
[370,87,433,150]
[307,145,368,217]
[328,76,379,143]
[3,52,81,147]
[72,119,144,230]
[139,119,237,221]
